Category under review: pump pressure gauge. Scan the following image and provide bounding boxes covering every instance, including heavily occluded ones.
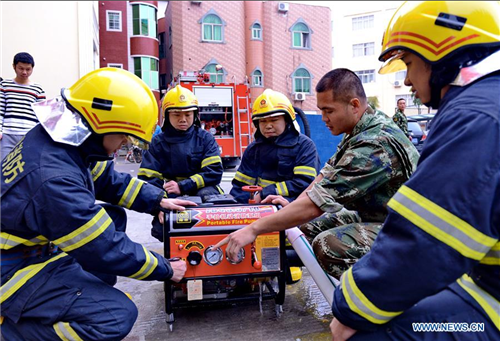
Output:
[204,246,223,266]
[226,248,245,265]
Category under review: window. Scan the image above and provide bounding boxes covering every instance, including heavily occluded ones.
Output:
[134,57,159,90]
[202,14,223,42]
[107,11,122,31]
[168,26,172,48]
[395,94,416,108]
[353,42,374,57]
[293,68,311,93]
[291,22,311,48]
[132,4,157,38]
[159,33,165,59]
[251,22,262,40]
[251,69,263,87]
[355,70,375,84]
[352,15,374,31]
[205,64,224,83]
[395,71,407,81]
[107,63,123,68]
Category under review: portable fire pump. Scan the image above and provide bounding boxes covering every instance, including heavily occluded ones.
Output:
[175,70,253,169]
[162,186,287,330]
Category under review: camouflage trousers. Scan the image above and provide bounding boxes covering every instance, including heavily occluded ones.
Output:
[299,209,382,279]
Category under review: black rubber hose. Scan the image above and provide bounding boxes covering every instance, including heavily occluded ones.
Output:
[293,106,311,137]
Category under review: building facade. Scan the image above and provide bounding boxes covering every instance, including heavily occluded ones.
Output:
[331,1,429,116]
[99,1,161,102]
[164,1,331,112]
[1,1,99,98]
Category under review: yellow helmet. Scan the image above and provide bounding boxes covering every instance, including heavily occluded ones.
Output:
[252,89,296,121]
[379,1,500,74]
[62,68,158,143]
[162,85,198,113]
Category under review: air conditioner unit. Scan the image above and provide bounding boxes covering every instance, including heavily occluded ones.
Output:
[294,92,306,101]
[278,2,289,12]
[394,80,402,87]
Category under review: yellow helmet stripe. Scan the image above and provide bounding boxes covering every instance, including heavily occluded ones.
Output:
[54,321,84,341]
[53,208,112,252]
[293,166,317,177]
[201,156,222,168]
[342,268,403,324]
[234,171,255,186]
[138,168,163,180]
[118,178,144,209]
[1,233,48,250]
[0,252,68,304]
[129,245,159,280]
[457,274,500,331]
[388,186,496,260]
[91,161,107,182]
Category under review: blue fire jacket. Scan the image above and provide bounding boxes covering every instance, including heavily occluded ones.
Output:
[138,125,223,194]
[331,73,500,332]
[0,125,174,310]
[230,126,320,203]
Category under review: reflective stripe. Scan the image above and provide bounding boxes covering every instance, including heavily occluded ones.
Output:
[137,168,163,179]
[234,171,255,186]
[54,321,83,341]
[257,177,276,187]
[276,182,289,197]
[0,252,68,304]
[481,242,500,265]
[342,268,402,324]
[293,165,317,177]
[129,245,158,280]
[0,233,48,250]
[190,174,205,189]
[201,156,221,168]
[388,186,496,260]
[118,177,144,209]
[90,161,107,182]
[53,208,112,252]
[457,274,500,331]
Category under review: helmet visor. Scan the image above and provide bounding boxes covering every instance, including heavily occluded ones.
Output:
[379,50,407,74]
[253,112,286,121]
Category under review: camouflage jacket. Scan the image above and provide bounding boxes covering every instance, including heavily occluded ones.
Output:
[307,108,419,222]
[392,109,409,136]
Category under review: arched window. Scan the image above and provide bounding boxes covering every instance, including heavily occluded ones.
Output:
[132,4,157,38]
[204,63,225,84]
[292,67,311,93]
[251,22,262,40]
[199,10,226,43]
[291,21,311,49]
[251,68,263,87]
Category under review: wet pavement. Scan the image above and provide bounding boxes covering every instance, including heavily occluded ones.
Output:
[113,158,333,340]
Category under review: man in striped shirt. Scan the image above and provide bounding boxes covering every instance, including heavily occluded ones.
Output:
[0,52,45,159]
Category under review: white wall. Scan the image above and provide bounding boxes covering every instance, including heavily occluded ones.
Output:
[1,1,99,98]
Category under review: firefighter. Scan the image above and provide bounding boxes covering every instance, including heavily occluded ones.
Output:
[138,85,223,241]
[329,2,500,340]
[230,89,320,204]
[0,68,195,340]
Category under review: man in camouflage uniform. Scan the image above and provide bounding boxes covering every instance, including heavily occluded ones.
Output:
[393,98,410,138]
[216,69,419,279]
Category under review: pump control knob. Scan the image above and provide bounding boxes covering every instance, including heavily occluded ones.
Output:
[187,251,202,266]
[253,261,262,270]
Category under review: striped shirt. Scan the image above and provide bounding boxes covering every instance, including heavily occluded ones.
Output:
[0,79,46,135]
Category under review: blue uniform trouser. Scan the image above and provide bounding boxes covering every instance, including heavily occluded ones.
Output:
[350,288,499,340]
[0,204,137,341]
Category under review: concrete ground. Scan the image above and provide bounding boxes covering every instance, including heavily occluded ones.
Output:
[113,158,333,341]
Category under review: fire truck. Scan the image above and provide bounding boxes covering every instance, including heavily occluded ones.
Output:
[175,71,253,169]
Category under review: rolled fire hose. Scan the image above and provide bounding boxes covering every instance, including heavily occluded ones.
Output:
[285,227,339,306]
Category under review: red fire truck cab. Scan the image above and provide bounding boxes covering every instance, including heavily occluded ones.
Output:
[176,71,254,169]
